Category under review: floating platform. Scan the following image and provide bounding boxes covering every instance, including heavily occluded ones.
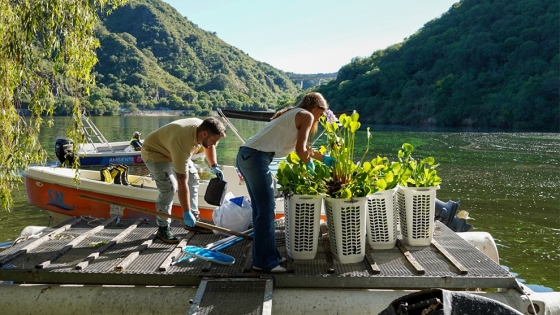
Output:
[0,218,516,289]
[2,218,537,314]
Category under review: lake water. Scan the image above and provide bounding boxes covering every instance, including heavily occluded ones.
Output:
[1,115,558,292]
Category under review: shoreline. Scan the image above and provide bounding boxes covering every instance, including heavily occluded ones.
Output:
[121,110,186,117]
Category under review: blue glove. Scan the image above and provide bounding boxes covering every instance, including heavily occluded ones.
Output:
[306,161,315,175]
[211,165,224,180]
[183,211,196,227]
[323,155,337,167]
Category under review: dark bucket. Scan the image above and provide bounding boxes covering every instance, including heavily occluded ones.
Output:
[204,177,228,206]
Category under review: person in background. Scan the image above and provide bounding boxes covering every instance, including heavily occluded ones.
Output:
[130,131,143,151]
[141,117,226,243]
[236,92,336,273]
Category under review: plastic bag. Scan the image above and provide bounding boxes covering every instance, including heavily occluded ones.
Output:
[212,192,252,235]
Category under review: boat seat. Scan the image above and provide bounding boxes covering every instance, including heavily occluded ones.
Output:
[94,144,130,152]
[93,146,114,152]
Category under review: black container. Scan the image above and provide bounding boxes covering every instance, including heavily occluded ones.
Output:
[204,177,228,206]
[378,288,523,315]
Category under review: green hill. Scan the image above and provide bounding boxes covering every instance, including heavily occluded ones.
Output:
[57,0,301,116]
[54,0,558,131]
[315,0,559,131]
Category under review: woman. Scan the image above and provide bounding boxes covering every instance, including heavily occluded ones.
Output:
[236,92,335,273]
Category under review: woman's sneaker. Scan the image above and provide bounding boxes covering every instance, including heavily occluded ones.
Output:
[157,226,179,244]
[252,265,287,273]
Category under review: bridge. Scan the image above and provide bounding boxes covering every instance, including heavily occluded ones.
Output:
[288,74,337,88]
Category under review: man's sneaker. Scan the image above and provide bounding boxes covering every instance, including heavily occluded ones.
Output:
[184,225,213,234]
[252,265,287,274]
[156,226,179,244]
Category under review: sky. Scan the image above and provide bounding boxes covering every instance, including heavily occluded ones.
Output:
[163,0,459,74]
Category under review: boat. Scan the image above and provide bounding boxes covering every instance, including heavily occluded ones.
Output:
[218,108,355,122]
[23,165,284,223]
[39,108,321,222]
[216,108,355,144]
[54,115,144,166]
[218,108,277,121]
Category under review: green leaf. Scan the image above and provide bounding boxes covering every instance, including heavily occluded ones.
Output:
[376,179,387,190]
[384,172,394,183]
[340,188,352,199]
[402,143,414,153]
[373,164,385,172]
[349,121,361,133]
[286,151,300,164]
[423,157,435,165]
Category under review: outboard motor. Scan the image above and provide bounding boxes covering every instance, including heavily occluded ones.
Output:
[434,199,472,232]
[55,138,75,166]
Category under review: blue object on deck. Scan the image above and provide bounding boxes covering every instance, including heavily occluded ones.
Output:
[183,245,235,265]
[229,196,244,207]
[0,241,12,250]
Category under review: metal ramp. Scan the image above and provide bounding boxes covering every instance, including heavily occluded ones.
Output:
[81,115,115,152]
[189,278,273,315]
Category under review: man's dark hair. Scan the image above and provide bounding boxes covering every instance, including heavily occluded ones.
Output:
[199,117,226,137]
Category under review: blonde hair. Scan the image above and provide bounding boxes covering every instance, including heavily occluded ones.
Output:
[272,92,328,118]
[271,92,328,137]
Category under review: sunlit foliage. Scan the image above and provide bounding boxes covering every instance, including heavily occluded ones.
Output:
[316,0,559,131]
[0,0,129,211]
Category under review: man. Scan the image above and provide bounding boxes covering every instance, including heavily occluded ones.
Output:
[141,117,226,243]
[130,131,143,151]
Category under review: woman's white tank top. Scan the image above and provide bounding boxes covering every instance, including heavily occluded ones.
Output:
[243,108,304,157]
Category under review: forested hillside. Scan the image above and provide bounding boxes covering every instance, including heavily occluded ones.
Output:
[315,0,559,131]
[53,0,300,116]
[50,0,558,131]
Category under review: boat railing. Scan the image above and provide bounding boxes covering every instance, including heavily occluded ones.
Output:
[216,108,247,143]
[216,108,355,146]
[82,116,115,153]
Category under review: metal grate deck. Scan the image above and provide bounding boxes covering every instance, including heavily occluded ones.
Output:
[0,218,517,290]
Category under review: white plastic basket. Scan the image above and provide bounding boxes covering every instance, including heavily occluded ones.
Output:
[324,197,367,263]
[396,185,440,246]
[284,195,322,259]
[366,188,397,250]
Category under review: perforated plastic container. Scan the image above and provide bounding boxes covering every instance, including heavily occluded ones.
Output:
[396,185,440,246]
[324,197,367,263]
[366,188,397,250]
[284,195,322,259]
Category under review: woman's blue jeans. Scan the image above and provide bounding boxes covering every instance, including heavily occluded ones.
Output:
[236,146,282,270]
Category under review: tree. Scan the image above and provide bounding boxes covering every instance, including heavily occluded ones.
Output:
[0,0,129,211]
